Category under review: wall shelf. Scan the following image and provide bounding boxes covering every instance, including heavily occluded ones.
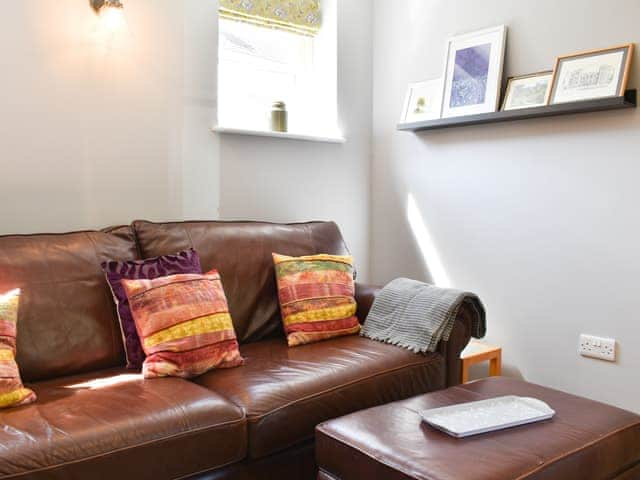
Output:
[212,126,345,144]
[397,90,637,133]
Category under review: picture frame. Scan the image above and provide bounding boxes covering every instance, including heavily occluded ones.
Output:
[501,71,553,111]
[400,78,444,124]
[441,25,507,118]
[549,44,634,105]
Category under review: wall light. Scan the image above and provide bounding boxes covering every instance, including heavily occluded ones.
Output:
[90,0,127,35]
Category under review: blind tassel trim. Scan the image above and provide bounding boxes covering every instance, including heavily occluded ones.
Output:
[219,0,322,37]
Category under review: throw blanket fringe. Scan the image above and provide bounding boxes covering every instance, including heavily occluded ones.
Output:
[361,278,486,353]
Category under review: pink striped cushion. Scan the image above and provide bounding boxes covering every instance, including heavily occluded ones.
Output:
[121,270,244,379]
[0,289,36,408]
[273,253,360,347]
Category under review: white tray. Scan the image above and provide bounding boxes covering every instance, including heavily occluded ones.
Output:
[420,395,555,438]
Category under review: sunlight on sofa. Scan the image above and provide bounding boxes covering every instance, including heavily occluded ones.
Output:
[65,373,142,390]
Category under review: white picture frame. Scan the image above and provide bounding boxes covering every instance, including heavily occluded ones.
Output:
[441,25,507,118]
[400,78,444,124]
[502,71,553,111]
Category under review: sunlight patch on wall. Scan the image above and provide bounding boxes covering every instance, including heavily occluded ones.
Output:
[407,193,451,287]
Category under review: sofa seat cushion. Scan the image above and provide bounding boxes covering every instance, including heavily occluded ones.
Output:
[194,336,445,459]
[0,368,246,480]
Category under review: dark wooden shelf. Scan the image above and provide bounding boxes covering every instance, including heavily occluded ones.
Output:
[397,90,637,132]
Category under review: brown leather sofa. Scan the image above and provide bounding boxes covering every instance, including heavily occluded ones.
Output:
[0,220,475,480]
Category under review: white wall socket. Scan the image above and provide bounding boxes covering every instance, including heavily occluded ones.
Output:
[578,334,616,362]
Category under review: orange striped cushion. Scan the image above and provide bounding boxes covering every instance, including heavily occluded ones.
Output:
[273,253,360,347]
[121,270,243,379]
[0,289,36,409]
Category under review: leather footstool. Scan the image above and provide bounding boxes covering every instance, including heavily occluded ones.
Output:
[316,377,640,480]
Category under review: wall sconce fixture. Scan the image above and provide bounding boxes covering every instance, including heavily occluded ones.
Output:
[90,0,127,35]
[90,0,123,14]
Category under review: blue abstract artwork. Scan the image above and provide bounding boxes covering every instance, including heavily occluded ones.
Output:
[450,43,491,108]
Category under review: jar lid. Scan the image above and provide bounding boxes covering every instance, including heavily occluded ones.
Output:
[272,101,286,109]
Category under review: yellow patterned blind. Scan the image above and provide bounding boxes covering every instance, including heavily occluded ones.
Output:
[219,0,322,36]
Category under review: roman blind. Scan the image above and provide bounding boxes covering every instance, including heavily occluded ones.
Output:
[219,0,322,36]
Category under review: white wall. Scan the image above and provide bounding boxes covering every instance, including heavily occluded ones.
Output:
[219,0,372,279]
[372,0,640,412]
[0,0,220,232]
[8,0,633,412]
[0,0,371,279]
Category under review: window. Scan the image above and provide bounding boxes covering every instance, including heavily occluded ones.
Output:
[217,0,339,138]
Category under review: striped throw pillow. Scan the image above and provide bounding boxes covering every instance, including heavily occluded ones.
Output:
[121,270,243,379]
[0,289,36,409]
[102,248,203,370]
[273,253,361,347]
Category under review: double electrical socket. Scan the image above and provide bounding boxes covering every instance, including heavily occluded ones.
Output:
[578,334,616,362]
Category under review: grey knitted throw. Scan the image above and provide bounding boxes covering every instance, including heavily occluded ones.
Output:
[361,278,486,353]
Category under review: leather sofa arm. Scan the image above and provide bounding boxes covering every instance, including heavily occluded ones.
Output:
[355,281,473,388]
[437,301,474,387]
[354,282,381,323]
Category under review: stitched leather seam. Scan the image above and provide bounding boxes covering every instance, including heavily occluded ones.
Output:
[172,453,251,480]
[182,224,196,250]
[317,468,341,480]
[0,277,116,287]
[0,417,247,479]
[0,226,130,240]
[87,232,122,368]
[318,423,439,480]
[458,380,640,478]
[246,358,444,458]
[132,219,328,228]
[319,411,640,480]
[305,224,316,254]
[612,459,640,479]
[130,221,144,259]
[247,355,442,423]
[514,421,640,480]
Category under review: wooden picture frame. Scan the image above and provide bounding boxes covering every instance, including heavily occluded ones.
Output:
[549,44,634,105]
[501,71,553,111]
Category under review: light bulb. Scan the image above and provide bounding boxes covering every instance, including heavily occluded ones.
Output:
[91,0,130,51]
[98,2,126,35]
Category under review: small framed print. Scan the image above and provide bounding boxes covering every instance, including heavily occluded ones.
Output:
[400,78,444,123]
[549,44,634,105]
[442,25,507,118]
[502,71,553,111]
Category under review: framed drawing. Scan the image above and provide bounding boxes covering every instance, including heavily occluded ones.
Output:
[502,71,553,111]
[400,78,443,123]
[549,44,634,105]
[441,25,507,118]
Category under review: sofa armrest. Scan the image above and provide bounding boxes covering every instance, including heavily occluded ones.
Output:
[438,301,474,387]
[354,282,381,323]
[355,281,473,388]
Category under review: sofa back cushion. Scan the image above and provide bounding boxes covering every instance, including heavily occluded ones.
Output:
[132,221,350,343]
[0,227,139,382]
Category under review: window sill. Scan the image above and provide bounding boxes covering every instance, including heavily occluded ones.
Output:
[212,126,345,144]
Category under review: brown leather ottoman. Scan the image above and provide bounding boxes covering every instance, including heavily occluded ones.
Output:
[316,377,640,480]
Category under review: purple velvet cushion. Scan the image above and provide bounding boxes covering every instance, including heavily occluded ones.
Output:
[102,249,202,369]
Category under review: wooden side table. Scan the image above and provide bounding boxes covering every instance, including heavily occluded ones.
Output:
[460,340,502,383]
